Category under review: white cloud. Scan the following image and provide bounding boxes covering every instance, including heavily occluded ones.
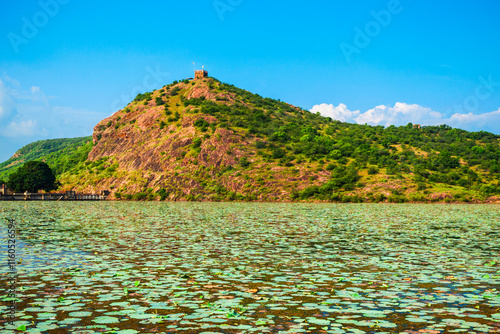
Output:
[311,103,360,122]
[0,78,39,138]
[2,75,20,89]
[355,103,443,127]
[30,86,48,104]
[3,120,38,137]
[311,102,500,134]
[0,74,103,162]
[447,108,500,131]
[0,79,16,121]
[0,75,101,139]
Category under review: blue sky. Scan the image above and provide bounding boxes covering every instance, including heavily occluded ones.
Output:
[1,0,500,162]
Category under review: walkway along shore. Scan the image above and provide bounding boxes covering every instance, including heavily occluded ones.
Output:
[0,191,108,201]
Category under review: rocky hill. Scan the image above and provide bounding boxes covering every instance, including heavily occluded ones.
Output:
[60,76,330,201]
[2,75,500,202]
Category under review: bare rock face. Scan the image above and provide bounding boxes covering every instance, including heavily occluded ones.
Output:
[58,78,319,200]
[430,193,453,200]
[58,77,327,201]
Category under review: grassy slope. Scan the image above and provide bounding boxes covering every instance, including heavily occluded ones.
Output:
[0,137,93,181]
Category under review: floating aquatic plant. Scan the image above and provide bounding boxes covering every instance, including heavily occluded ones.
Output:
[0,202,499,333]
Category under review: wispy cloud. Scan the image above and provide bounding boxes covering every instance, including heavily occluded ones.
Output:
[448,108,500,131]
[2,119,38,137]
[0,79,17,121]
[311,102,500,134]
[0,74,103,161]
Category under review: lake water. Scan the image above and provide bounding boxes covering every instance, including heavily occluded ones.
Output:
[1,202,499,333]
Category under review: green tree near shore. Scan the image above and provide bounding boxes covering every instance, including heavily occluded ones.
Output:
[7,161,58,193]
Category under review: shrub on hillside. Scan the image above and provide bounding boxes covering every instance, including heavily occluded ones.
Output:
[170,87,181,96]
[239,157,250,167]
[134,92,152,101]
[192,137,202,148]
[255,141,266,149]
[368,166,379,175]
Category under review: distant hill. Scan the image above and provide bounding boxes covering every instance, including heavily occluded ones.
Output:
[2,76,500,202]
[0,137,92,181]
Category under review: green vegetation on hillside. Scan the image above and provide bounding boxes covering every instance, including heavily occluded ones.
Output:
[0,137,92,182]
[81,77,500,202]
[3,77,499,202]
[175,79,500,201]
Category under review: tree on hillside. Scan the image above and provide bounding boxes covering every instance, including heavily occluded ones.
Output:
[7,161,57,193]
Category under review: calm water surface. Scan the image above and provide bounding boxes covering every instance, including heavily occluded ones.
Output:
[1,202,499,333]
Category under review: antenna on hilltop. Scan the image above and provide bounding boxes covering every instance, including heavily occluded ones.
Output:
[193,62,196,71]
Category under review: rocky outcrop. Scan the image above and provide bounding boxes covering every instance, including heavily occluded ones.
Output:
[60,78,322,200]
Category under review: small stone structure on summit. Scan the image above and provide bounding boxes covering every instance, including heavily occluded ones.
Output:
[195,70,208,79]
